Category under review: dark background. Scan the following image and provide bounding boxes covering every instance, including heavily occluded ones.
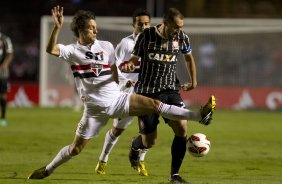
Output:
[1,0,282,83]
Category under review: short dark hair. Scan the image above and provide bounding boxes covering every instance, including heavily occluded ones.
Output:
[163,8,184,22]
[71,10,96,37]
[132,8,151,24]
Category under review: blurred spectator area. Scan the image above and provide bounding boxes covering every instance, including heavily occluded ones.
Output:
[1,0,282,83]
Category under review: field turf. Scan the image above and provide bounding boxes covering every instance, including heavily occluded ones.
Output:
[0,107,281,184]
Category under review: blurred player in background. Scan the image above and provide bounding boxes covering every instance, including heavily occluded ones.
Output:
[121,8,214,183]
[0,30,13,127]
[95,9,151,176]
[27,6,215,180]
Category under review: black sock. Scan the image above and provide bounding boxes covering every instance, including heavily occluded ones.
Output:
[171,136,187,175]
[132,135,146,150]
[0,98,6,119]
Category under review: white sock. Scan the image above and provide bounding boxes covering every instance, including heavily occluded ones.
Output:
[139,148,148,162]
[158,103,200,122]
[46,145,73,174]
[99,129,119,162]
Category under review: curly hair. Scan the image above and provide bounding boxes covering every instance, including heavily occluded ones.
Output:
[71,10,96,38]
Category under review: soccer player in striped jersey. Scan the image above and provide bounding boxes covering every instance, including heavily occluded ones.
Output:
[28,6,215,180]
[0,31,13,127]
[95,9,151,176]
[121,8,214,183]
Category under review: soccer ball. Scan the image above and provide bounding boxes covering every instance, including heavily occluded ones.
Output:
[187,133,211,157]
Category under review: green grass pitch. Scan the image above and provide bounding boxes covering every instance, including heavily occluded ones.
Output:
[0,107,282,184]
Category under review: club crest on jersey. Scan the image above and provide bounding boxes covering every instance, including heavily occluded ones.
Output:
[91,64,103,76]
[85,51,104,61]
[148,53,177,62]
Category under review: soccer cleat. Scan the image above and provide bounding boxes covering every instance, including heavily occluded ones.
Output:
[199,95,216,125]
[129,138,139,170]
[169,174,189,183]
[137,161,148,176]
[28,166,49,179]
[95,161,107,175]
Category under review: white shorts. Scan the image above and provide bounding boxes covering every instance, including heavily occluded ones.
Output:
[113,116,135,129]
[121,85,135,94]
[113,86,135,129]
[76,92,131,139]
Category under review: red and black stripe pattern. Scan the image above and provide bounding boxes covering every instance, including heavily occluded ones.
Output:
[71,63,112,78]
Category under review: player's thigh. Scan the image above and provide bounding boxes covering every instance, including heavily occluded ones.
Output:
[75,112,109,139]
[138,113,159,135]
[167,120,188,137]
[136,92,164,135]
[107,93,130,118]
[163,91,188,136]
[128,94,159,116]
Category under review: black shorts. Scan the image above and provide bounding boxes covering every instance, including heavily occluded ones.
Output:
[0,77,9,93]
[138,90,186,134]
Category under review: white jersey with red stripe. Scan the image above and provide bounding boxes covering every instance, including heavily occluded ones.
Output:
[58,40,121,107]
[115,34,140,83]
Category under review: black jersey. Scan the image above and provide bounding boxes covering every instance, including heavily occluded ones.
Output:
[0,33,13,65]
[133,24,191,94]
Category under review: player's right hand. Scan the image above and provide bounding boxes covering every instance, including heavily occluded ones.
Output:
[51,6,64,29]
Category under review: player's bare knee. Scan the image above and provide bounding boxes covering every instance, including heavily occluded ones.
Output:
[152,99,161,111]
[69,146,82,155]
[144,141,155,148]
[112,127,124,137]
[143,139,156,148]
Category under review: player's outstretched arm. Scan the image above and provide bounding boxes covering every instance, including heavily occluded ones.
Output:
[46,6,64,57]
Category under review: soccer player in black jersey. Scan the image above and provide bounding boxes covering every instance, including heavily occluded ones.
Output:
[121,8,214,183]
[0,31,13,127]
